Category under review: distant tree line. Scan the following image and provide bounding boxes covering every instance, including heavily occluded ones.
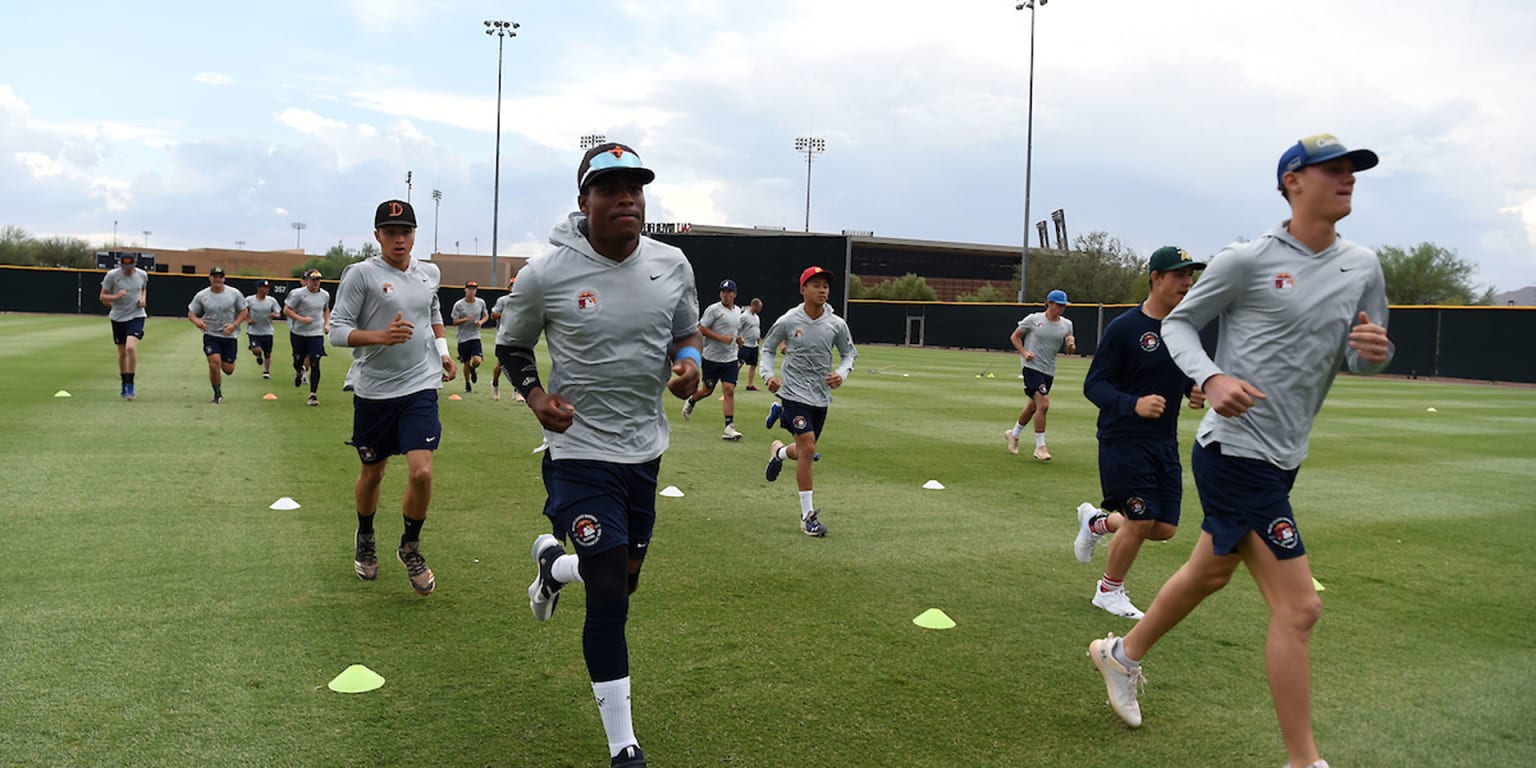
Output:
[0,225,97,269]
[850,230,1494,306]
[294,242,379,280]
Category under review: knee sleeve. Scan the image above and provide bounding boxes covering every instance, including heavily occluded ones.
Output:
[309,358,321,386]
[580,547,632,682]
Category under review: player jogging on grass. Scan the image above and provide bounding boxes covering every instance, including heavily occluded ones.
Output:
[244,279,282,380]
[488,277,523,402]
[450,281,490,394]
[738,297,764,391]
[285,268,331,406]
[329,199,456,597]
[187,266,248,405]
[1075,246,1207,620]
[1086,134,1394,768]
[681,279,746,440]
[100,253,148,400]
[498,142,699,768]
[760,266,857,537]
[1005,289,1076,460]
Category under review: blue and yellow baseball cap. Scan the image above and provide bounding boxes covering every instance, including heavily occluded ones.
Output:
[1276,133,1378,190]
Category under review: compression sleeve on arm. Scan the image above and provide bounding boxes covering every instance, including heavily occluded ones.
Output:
[495,344,541,397]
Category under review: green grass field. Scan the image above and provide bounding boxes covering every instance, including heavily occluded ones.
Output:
[1,314,1533,768]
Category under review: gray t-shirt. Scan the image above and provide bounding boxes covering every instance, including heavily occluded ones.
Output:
[285,287,330,337]
[759,304,857,408]
[700,301,743,363]
[189,287,247,339]
[451,298,489,344]
[101,268,148,321]
[491,294,511,321]
[1016,312,1074,375]
[245,295,282,336]
[497,213,700,463]
[329,256,446,400]
[1163,223,1392,470]
[739,310,762,349]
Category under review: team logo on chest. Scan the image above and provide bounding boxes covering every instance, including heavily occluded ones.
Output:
[1273,272,1295,291]
[1139,331,1160,352]
[381,282,395,296]
[576,290,599,312]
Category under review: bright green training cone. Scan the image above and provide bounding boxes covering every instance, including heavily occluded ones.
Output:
[1312,577,1326,592]
[913,608,956,630]
[54,390,71,398]
[327,664,385,693]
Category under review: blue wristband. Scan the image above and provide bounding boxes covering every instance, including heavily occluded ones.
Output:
[674,346,701,368]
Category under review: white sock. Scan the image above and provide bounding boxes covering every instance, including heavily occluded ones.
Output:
[551,553,582,584]
[592,677,637,758]
[1112,636,1140,668]
[1035,431,1047,448]
[776,445,789,461]
[1010,422,1025,437]
[798,490,814,518]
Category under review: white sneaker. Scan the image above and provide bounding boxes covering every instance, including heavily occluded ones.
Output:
[1003,430,1020,455]
[1074,503,1104,564]
[1088,633,1145,728]
[1033,444,1052,461]
[1283,761,1330,768]
[1092,585,1145,620]
[722,424,743,441]
[681,398,696,421]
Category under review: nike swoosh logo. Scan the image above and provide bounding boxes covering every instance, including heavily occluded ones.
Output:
[425,437,437,443]
[650,274,662,280]
[1339,266,1354,272]
[635,541,648,549]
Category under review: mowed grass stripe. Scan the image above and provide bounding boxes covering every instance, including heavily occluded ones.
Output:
[3,315,1534,767]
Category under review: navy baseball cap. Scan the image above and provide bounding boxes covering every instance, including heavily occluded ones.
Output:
[1148,246,1205,274]
[1276,134,1378,190]
[256,279,271,287]
[719,279,738,292]
[577,143,655,192]
[1046,289,1068,305]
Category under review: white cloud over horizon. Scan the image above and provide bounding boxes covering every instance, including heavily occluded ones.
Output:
[0,0,1531,294]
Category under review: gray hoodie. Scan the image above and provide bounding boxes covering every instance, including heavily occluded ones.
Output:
[1162,223,1393,470]
[497,213,700,463]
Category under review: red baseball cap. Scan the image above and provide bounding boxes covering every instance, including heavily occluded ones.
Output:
[799,266,836,286]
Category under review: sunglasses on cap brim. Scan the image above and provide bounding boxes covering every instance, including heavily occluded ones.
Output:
[581,152,652,189]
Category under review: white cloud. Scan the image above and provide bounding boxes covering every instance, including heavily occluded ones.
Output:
[193,72,233,87]
[273,207,289,216]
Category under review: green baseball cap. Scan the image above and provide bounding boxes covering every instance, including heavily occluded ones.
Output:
[1148,246,1205,274]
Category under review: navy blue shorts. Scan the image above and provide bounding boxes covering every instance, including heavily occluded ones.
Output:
[1098,438,1182,526]
[702,358,739,388]
[248,333,274,355]
[111,318,145,345]
[202,335,238,363]
[290,333,326,361]
[350,389,442,465]
[738,346,760,367]
[779,398,828,440]
[1022,367,1054,397]
[457,338,484,362]
[1193,441,1304,560]
[541,454,659,560]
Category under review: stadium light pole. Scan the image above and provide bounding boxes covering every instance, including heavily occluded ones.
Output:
[406,170,413,202]
[484,19,520,285]
[291,221,306,251]
[1014,0,1049,303]
[794,136,826,233]
[235,240,246,250]
[580,133,607,151]
[142,230,151,247]
[431,189,442,254]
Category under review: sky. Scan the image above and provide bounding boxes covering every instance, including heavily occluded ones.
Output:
[3,0,1533,293]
